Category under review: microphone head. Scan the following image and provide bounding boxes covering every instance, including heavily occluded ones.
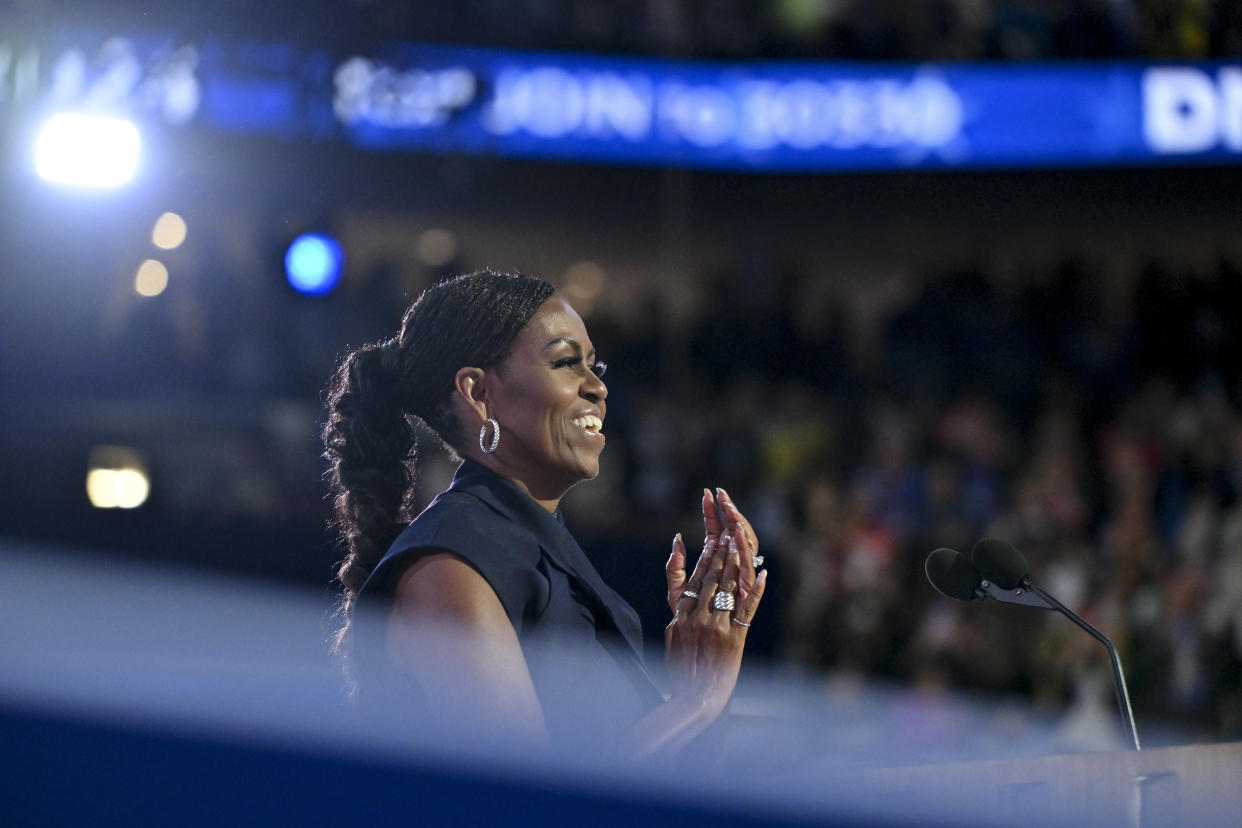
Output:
[970,538,1030,589]
[925,548,983,601]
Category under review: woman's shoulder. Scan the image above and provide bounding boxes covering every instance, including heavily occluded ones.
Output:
[358,487,549,620]
[394,488,542,563]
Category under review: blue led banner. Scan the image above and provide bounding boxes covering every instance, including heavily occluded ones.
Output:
[4,30,1241,173]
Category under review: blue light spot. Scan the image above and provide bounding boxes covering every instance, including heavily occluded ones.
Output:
[285,234,343,295]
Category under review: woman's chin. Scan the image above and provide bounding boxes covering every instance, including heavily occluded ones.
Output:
[573,455,602,482]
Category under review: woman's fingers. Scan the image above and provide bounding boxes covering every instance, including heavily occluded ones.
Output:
[717,490,759,601]
[734,568,768,627]
[719,533,741,607]
[692,542,726,622]
[665,533,687,612]
[721,525,751,602]
[672,490,751,616]
[702,488,724,542]
[682,490,724,598]
[717,488,757,552]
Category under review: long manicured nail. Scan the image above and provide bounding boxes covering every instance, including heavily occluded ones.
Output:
[757,569,769,585]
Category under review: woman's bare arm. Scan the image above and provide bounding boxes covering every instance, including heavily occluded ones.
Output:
[387,552,550,747]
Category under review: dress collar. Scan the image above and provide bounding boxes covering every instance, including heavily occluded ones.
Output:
[447,459,647,663]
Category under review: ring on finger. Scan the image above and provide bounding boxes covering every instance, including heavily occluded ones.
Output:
[712,591,736,612]
[730,617,751,627]
[681,589,699,600]
[752,555,764,567]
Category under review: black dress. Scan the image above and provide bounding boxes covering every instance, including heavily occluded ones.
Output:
[353,459,665,745]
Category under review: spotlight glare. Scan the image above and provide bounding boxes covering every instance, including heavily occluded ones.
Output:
[152,212,188,249]
[135,259,169,296]
[86,469,119,509]
[34,113,141,188]
[417,228,457,267]
[86,446,150,510]
[285,233,344,296]
[563,261,607,316]
[113,469,151,509]
[565,261,607,297]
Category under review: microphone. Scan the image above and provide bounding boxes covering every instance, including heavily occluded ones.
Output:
[924,547,985,602]
[924,539,1141,750]
[970,537,1028,590]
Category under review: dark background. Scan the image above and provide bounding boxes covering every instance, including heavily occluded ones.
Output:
[3,0,1241,745]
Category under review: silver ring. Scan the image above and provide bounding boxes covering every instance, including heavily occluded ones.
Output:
[712,591,735,612]
[681,589,699,600]
[730,617,751,627]
[752,555,764,567]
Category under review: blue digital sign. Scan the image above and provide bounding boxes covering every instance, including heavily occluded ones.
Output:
[4,30,1241,174]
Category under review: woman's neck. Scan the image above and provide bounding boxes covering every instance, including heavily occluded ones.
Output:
[469,453,566,514]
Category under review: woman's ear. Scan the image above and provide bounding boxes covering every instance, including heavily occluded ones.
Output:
[454,366,489,424]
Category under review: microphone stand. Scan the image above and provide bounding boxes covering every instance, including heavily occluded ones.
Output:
[978,578,1141,751]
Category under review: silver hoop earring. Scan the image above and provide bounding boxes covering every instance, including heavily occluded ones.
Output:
[479,418,500,454]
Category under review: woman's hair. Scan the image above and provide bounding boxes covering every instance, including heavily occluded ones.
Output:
[322,269,556,676]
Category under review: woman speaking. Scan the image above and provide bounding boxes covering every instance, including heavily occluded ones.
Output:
[322,270,766,759]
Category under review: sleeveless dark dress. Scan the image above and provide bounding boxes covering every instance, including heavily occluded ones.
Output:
[352,459,665,746]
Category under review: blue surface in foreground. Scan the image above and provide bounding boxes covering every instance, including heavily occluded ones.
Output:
[0,705,898,828]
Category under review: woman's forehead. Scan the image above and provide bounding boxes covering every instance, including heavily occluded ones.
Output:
[519,298,591,349]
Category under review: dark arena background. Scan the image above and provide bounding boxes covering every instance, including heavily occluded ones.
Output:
[2,2,1241,825]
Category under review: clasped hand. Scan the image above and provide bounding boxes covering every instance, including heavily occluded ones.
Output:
[663,487,767,714]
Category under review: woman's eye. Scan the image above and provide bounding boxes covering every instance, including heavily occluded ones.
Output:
[552,355,605,378]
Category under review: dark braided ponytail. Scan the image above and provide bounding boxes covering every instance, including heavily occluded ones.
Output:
[322,270,555,681]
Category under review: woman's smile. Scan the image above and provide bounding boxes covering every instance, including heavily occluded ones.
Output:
[570,410,604,437]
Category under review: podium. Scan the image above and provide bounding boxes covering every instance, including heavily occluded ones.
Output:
[861,742,1242,827]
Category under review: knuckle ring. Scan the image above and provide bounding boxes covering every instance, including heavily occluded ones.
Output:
[752,555,764,567]
[712,591,736,612]
[730,617,751,627]
[681,589,699,600]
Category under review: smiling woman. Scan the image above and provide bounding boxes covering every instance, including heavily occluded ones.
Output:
[322,270,766,758]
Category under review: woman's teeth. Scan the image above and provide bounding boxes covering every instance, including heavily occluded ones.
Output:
[571,414,603,434]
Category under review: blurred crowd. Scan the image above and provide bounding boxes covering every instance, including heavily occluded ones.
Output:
[560,255,1242,743]
[26,0,1242,61]
[355,0,1241,60]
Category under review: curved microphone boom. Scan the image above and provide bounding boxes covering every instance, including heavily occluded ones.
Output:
[924,539,1141,751]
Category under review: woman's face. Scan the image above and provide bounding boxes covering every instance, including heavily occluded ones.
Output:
[486,296,607,496]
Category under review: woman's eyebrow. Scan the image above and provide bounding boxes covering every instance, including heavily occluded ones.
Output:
[542,337,595,359]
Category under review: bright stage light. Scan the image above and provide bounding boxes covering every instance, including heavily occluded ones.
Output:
[563,261,607,315]
[86,446,150,509]
[285,233,344,295]
[152,212,188,249]
[417,228,457,267]
[135,259,169,297]
[34,113,141,188]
